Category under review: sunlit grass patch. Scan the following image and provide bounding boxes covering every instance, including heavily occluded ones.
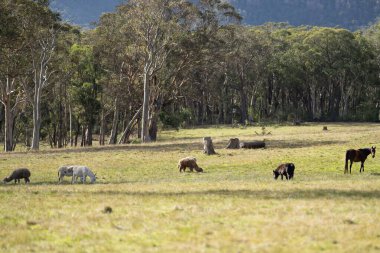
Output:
[0,123,380,252]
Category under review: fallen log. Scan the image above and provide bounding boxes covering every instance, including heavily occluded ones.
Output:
[240,141,265,149]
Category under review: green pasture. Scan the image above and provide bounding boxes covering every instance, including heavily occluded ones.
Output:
[0,123,380,252]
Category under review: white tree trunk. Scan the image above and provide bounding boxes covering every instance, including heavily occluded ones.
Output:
[69,103,73,146]
[141,64,151,143]
[108,98,119,145]
[4,101,14,152]
[31,88,41,150]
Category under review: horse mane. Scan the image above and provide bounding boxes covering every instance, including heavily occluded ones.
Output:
[359,148,372,156]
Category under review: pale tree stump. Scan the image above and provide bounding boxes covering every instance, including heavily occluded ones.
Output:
[240,141,265,149]
[203,137,216,155]
[226,138,240,149]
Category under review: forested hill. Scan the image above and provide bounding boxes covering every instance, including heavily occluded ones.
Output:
[231,0,380,30]
[51,0,380,30]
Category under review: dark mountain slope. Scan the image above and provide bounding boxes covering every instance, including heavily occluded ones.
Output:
[231,0,380,30]
[51,0,380,30]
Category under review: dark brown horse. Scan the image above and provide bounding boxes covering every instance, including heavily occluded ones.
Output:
[344,146,376,174]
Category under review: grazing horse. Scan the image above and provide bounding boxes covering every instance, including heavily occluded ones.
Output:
[273,163,295,180]
[71,166,97,184]
[344,146,376,174]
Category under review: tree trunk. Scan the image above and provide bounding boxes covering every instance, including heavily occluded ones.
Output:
[99,109,106,146]
[108,98,119,145]
[137,118,141,139]
[149,114,159,141]
[226,138,240,149]
[74,122,80,147]
[85,125,93,146]
[4,102,14,152]
[98,92,105,146]
[31,90,41,150]
[69,103,73,146]
[240,141,265,149]
[119,107,142,144]
[203,137,216,155]
[141,65,151,142]
[81,126,86,147]
[239,84,248,124]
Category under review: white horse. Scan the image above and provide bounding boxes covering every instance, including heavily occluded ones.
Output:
[70,166,96,184]
[57,166,73,183]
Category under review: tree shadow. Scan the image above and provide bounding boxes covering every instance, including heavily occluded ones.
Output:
[49,188,380,200]
[267,139,348,149]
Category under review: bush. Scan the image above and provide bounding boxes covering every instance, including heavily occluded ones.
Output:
[287,113,296,122]
[159,109,193,129]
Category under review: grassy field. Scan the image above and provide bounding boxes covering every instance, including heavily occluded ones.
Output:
[1,123,380,253]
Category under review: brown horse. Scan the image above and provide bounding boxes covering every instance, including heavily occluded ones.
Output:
[344,146,376,174]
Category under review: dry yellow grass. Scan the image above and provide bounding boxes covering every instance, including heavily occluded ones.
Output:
[0,123,380,252]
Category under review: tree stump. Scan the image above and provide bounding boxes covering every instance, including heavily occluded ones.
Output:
[323,126,328,131]
[203,137,216,155]
[240,141,265,149]
[226,138,240,149]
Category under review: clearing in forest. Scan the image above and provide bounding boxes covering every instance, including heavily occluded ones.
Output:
[0,123,380,252]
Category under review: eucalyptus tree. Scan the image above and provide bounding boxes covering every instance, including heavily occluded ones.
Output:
[0,0,27,151]
[16,0,61,150]
[94,11,142,145]
[45,25,81,148]
[176,0,242,125]
[117,0,184,142]
[364,22,380,120]
[69,44,101,146]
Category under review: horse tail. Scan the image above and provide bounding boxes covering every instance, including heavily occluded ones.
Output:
[344,151,349,174]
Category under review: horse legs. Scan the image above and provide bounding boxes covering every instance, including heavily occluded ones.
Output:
[281,175,283,180]
[360,162,364,173]
[349,161,353,174]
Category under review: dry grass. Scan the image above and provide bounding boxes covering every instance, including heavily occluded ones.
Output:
[1,123,380,252]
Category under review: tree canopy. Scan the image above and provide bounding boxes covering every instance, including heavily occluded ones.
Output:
[1,0,380,151]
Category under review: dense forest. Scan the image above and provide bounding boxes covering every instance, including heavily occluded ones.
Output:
[52,0,380,29]
[1,0,380,152]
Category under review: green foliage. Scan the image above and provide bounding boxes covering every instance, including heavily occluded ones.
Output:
[3,0,380,152]
[159,109,192,130]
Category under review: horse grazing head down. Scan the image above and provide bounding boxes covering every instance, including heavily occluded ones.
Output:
[371,146,376,158]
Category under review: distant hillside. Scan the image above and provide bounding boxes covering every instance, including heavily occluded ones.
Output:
[51,0,380,30]
[231,0,380,30]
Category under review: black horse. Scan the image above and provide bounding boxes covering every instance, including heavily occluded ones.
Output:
[344,146,376,174]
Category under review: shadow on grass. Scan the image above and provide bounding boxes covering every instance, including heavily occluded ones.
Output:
[267,139,348,149]
[0,136,349,156]
[3,141,205,155]
[40,188,380,200]
[0,180,141,187]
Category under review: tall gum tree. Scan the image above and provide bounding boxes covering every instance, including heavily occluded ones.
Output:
[0,0,26,151]
[19,1,60,150]
[121,0,182,142]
